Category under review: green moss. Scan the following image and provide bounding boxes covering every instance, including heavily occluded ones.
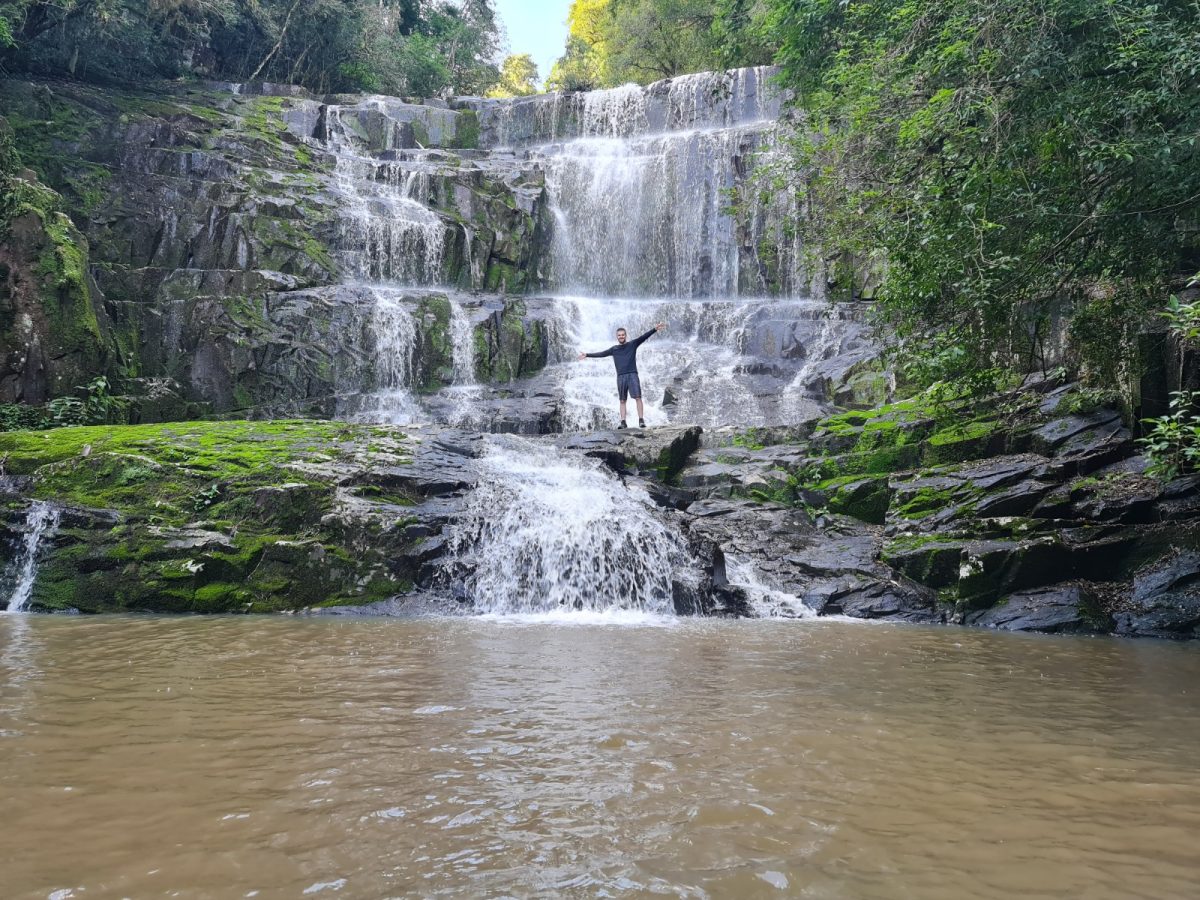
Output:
[924,420,998,464]
[410,119,430,147]
[825,476,890,523]
[415,295,454,391]
[817,397,931,437]
[238,96,288,148]
[452,110,480,150]
[11,420,418,614]
[732,429,768,451]
[893,484,974,520]
[881,535,964,586]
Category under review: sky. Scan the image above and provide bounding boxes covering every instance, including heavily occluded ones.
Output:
[492,0,573,88]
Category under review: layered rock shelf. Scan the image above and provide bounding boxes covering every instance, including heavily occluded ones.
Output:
[3,69,1199,635]
[3,378,1198,637]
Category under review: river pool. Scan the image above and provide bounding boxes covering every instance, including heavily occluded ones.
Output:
[2,614,1198,898]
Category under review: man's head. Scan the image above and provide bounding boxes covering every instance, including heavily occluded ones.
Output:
[616,328,627,344]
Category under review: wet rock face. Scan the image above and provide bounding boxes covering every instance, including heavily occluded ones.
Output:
[0,80,553,413]
[1114,551,1200,638]
[665,383,1200,632]
[0,206,108,404]
[2,387,1200,631]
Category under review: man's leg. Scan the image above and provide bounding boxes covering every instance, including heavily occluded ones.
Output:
[619,399,627,422]
[635,397,645,420]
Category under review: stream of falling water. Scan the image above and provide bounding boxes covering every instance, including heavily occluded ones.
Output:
[319,67,834,432]
[444,438,696,617]
[2,502,60,613]
[326,106,446,285]
[556,295,838,429]
[534,70,801,299]
[312,70,850,617]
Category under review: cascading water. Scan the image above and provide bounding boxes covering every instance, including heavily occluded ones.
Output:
[319,67,857,433]
[312,69,875,618]
[527,68,803,299]
[344,287,423,424]
[725,555,815,619]
[2,502,60,613]
[326,107,447,286]
[448,299,476,386]
[554,295,847,429]
[497,66,841,432]
[445,438,696,615]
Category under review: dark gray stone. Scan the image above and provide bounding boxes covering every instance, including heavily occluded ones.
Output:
[968,585,1108,634]
[1114,550,1200,638]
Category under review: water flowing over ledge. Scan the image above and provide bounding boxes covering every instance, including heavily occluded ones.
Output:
[2,71,1198,637]
[442,437,694,615]
[467,67,787,148]
[2,502,60,613]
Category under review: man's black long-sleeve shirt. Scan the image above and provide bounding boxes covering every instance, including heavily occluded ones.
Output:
[585,328,657,375]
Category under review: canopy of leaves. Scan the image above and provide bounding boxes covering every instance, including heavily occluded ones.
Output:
[547,0,775,89]
[766,0,1200,392]
[487,52,539,97]
[0,0,501,97]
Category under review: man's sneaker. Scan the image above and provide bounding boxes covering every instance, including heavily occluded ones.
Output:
[617,420,627,429]
[639,419,646,428]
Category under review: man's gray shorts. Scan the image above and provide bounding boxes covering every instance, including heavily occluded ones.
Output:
[617,373,642,402]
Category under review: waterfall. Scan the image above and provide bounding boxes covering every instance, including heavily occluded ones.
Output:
[448,297,476,385]
[2,502,60,613]
[445,438,696,615]
[517,67,803,299]
[554,295,847,429]
[342,287,423,424]
[326,107,446,286]
[726,555,815,619]
[542,129,767,298]
[481,66,786,147]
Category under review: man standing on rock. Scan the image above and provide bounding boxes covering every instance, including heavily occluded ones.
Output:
[577,323,666,429]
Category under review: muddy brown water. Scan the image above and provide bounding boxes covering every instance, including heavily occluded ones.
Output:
[2,614,1199,899]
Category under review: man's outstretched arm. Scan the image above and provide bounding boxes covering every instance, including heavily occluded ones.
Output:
[631,322,666,348]
[577,347,615,361]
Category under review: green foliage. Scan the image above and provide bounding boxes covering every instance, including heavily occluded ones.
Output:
[487,53,539,97]
[1141,274,1200,478]
[1141,390,1200,479]
[1161,290,1200,346]
[765,0,1200,392]
[0,376,127,432]
[192,481,222,512]
[1056,386,1122,416]
[0,1,501,98]
[548,0,774,89]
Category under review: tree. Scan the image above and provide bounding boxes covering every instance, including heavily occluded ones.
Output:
[0,1,502,98]
[766,0,1200,392]
[545,0,776,89]
[712,0,776,68]
[487,53,538,97]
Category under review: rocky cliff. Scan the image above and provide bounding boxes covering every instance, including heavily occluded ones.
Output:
[2,72,1199,636]
[0,79,552,417]
[3,378,1199,637]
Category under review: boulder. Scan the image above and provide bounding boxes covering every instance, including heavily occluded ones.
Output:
[967,584,1110,634]
[1113,551,1200,638]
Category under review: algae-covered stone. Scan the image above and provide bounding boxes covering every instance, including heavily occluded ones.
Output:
[0,420,427,613]
[1,186,108,403]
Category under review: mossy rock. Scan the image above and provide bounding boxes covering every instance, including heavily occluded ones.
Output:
[1,420,419,614]
[825,476,891,524]
[924,420,1001,464]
